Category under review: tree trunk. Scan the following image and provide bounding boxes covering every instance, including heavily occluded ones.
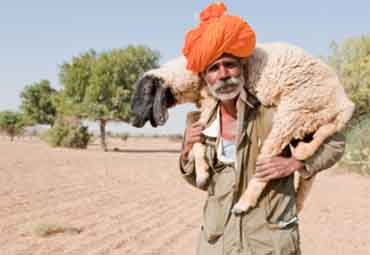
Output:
[100,119,108,152]
[10,129,15,142]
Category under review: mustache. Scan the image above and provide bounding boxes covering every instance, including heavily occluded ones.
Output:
[212,77,243,93]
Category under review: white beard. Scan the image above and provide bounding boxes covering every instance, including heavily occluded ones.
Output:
[207,75,244,101]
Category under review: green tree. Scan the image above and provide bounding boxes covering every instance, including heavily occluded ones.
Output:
[326,34,370,174]
[325,34,370,119]
[59,45,160,151]
[58,49,97,117]
[20,80,58,125]
[0,111,26,141]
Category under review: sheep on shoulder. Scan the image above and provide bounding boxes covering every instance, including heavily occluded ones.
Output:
[131,42,355,214]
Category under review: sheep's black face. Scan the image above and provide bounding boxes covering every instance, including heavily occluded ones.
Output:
[130,75,176,128]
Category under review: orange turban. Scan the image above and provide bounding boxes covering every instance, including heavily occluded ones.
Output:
[182,2,256,73]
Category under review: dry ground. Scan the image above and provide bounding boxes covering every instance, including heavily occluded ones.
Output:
[0,137,369,255]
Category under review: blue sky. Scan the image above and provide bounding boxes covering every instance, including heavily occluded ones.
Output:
[1,0,369,134]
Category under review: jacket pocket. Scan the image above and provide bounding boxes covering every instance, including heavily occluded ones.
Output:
[202,183,233,243]
[270,224,300,255]
[203,195,225,242]
[263,178,300,254]
[264,177,298,226]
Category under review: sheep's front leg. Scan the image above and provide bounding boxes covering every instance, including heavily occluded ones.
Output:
[232,115,290,214]
[185,103,213,188]
[193,143,210,187]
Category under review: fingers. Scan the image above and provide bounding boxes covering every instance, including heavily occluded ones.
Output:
[190,133,205,144]
[191,125,205,135]
[184,122,206,147]
[254,156,293,181]
[254,167,284,182]
[191,121,206,130]
[187,119,204,128]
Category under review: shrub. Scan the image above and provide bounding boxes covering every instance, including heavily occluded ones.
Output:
[44,121,91,149]
[0,111,26,141]
[340,114,370,175]
[325,34,370,119]
[119,132,129,141]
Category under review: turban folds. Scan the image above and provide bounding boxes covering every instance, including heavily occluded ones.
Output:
[182,2,256,73]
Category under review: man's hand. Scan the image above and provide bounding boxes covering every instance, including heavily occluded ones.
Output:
[181,121,206,160]
[254,156,305,182]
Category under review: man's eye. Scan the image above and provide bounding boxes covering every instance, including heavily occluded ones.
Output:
[207,65,219,73]
[224,61,239,69]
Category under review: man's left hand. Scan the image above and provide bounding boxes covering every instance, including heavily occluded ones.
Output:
[254,156,305,182]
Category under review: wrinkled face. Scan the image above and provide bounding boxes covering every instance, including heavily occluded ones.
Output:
[203,55,244,101]
[130,75,176,128]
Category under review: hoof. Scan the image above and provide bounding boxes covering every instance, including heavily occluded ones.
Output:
[196,172,210,188]
[231,201,251,215]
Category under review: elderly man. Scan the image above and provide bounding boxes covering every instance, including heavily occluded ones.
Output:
[179,3,345,255]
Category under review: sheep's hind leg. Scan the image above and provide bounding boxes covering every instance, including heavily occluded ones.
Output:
[232,177,268,214]
[185,111,210,188]
[292,123,337,160]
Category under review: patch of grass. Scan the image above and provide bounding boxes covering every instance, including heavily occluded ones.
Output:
[340,114,370,175]
[33,223,83,237]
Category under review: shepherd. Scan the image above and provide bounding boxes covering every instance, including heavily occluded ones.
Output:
[178,2,346,255]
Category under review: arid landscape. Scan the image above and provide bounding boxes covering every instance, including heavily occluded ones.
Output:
[1,137,369,255]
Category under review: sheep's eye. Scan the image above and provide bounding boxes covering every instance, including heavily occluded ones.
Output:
[144,85,153,94]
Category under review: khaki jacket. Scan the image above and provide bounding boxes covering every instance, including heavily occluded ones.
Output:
[179,90,345,255]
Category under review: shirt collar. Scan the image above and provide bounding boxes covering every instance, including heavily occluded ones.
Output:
[202,106,220,138]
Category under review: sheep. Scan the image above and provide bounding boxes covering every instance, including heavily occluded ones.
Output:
[131,42,355,214]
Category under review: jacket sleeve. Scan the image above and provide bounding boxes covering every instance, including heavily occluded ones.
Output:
[299,132,346,178]
[178,134,209,190]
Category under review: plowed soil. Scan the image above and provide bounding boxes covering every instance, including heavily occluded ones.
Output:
[1,137,369,255]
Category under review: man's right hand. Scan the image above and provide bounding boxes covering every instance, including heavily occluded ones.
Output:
[182,121,206,160]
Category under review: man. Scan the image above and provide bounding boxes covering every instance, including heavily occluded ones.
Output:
[179,3,345,255]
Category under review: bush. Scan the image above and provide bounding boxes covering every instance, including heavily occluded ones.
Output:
[119,132,129,141]
[0,111,26,141]
[340,114,370,175]
[325,34,370,119]
[44,121,91,149]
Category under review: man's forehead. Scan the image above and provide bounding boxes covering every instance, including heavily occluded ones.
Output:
[215,53,240,62]
[206,54,240,68]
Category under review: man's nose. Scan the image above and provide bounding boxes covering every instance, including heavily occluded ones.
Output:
[218,64,230,80]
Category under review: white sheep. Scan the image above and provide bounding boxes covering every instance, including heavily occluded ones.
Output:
[132,42,355,214]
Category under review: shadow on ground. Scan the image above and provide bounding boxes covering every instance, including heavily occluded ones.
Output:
[111,148,181,153]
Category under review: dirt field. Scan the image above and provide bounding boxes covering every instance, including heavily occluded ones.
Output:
[1,137,369,255]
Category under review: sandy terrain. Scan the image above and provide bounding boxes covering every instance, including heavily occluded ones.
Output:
[0,137,369,255]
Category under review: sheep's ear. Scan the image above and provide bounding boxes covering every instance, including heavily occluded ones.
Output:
[130,75,157,128]
[130,75,150,110]
[152,85,169,126]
